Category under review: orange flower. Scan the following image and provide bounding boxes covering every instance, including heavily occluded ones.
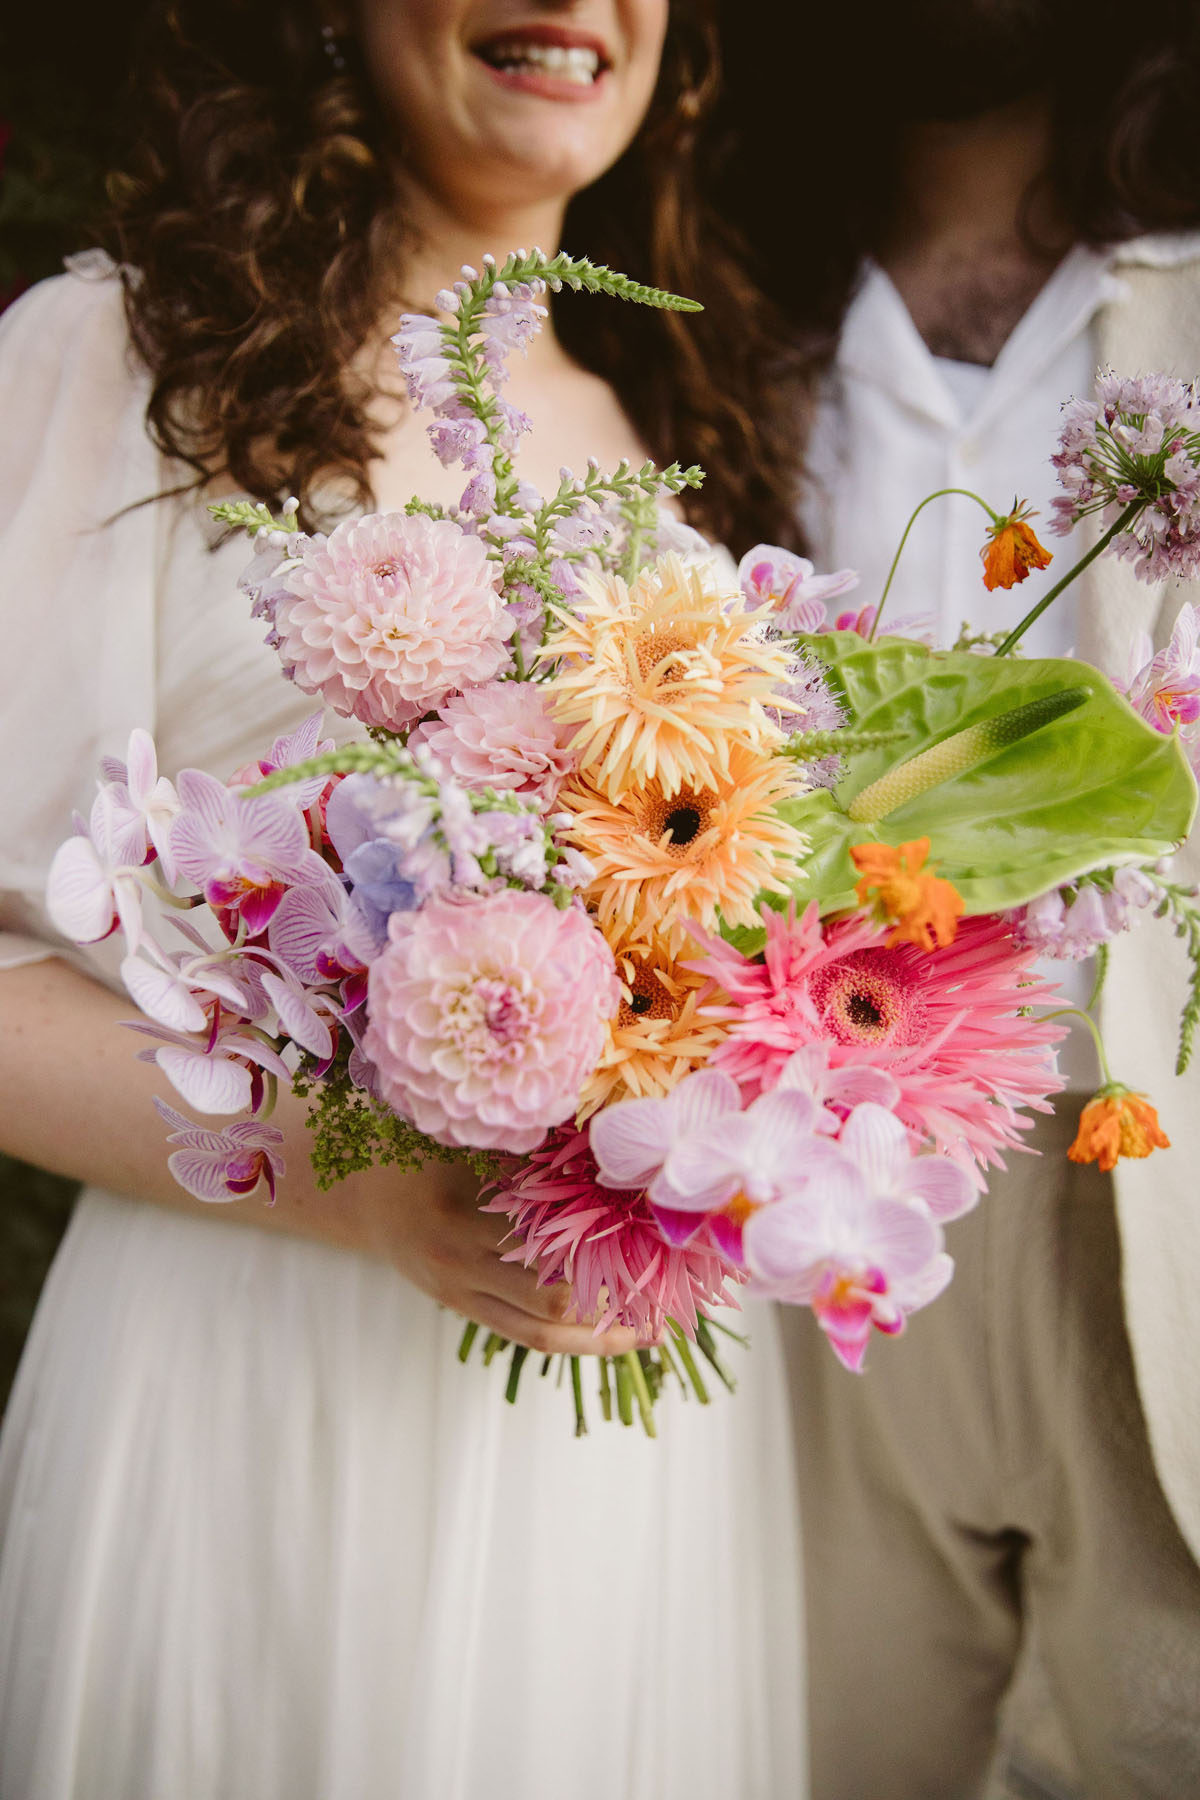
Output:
[851,836,964,951]
[980,501,1053,591]
[1067,1084,1170,1173]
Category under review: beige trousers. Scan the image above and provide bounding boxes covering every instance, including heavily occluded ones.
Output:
[783,1102,1200,1800]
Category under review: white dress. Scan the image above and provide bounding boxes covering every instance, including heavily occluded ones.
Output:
[0,265,807,1800]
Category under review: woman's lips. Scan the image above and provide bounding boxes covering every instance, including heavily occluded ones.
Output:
[472,26,611,101]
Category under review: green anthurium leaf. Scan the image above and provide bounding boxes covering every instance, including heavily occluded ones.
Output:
[774,631,1198,914]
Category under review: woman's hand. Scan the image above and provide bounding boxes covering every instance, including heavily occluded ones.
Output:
[367,1155,638,1357]
[0,956,635,1357]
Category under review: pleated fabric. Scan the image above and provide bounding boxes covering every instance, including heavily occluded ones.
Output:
[0,1195,804,1800]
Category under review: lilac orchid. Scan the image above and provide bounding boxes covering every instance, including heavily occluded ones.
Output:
[170,769,328,935]
[154,1099,285,1203]
[46,783,150,948]
[737,544,860,634]
[743,1156,953,1371]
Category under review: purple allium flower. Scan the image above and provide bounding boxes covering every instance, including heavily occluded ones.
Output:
[154,1099,285,1203]
[1051,370,1200,581]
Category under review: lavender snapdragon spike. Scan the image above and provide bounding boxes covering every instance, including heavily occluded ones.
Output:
[389,249,705,652]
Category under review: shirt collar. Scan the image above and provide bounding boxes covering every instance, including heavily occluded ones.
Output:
[835,232,1200,431]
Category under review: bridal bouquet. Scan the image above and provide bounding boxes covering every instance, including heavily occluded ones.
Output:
[46,252,1200,1431]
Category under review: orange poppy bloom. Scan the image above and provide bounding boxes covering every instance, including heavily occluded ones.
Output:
[981,501,1053,591]
[1067,1085,1170,1173]
[850,836,964,952]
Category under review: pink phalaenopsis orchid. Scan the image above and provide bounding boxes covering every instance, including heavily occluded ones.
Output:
[154,1099,285,1203]
[100,728,182,882]
[737,545,859,633]
[170,769,328,935]
[46,782,150,948]
[744,1157,952,1372]
[227,711,336,811]
[128,1015,291,1115]
[1122,605,1200,763]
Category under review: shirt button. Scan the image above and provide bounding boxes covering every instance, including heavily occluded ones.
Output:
[959,439,979,466]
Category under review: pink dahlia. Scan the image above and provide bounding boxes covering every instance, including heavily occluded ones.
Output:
[691,903,1066,1172]
[363,890,620,1152]
[407,680,577,809]
[483,1127,741,1339]
[272,513,511,731]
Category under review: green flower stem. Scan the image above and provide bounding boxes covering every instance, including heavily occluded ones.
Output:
[457,1320,480,1363]
[1040,1006,1114,1085]
[623,1350,657,1437]
[571,1355,588,1437]
[504,1344,530,1404]
[694,1315,737,1394]
[597,1354,613,1422]
[614,1353,634,1427]
[993,501,1144,656]
[667,1324,709,1406]
[1086,941,1110,1013]
[868,489,1000,642]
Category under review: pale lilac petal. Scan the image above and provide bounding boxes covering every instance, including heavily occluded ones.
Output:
[156,1045,254,1114]
[121,954,208,1034]
[46,836,116,942]
[591,1098,675,1188]
[665,1068,743,1134]
[860,1197,943,1278]
[899,1156,977,1222]
[261,970,335,1060]
[166,1149,248,1201]
[837,1103,910,1190]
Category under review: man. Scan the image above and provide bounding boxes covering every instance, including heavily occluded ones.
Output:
[719,4,1200,1794]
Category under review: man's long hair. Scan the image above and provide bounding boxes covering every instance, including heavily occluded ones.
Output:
[104,0,804,553]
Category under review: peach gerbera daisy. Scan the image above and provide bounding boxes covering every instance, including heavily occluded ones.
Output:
[576,927,731,1119]
[559,741,808,945]
[539,553,795,800]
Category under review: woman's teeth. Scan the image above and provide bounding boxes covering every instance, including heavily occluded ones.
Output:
[482,42,603,85]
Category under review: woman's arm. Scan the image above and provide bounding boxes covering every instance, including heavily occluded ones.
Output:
[0,957,635,1356]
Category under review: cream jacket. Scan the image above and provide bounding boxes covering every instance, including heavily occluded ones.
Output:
[1086,249,1200,1563]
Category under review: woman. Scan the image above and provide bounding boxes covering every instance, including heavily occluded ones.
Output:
[0,4,807,1797]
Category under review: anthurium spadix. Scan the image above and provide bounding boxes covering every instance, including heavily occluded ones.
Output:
[764,631,1199,926]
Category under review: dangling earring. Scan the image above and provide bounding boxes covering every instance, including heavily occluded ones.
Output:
[321,21,348,73]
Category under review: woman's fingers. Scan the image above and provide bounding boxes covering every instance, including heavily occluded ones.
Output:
[464,1291,639,1358]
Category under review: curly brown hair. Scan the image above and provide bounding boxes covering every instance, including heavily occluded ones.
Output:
[102,0,804,555]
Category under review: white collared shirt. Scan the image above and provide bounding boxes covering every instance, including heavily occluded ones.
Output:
[802,233,1200,1085]
[804,234,1200,654]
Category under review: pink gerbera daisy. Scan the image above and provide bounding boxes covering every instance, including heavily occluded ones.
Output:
[483,1127,742,1340]
[690,903,1066,1172]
